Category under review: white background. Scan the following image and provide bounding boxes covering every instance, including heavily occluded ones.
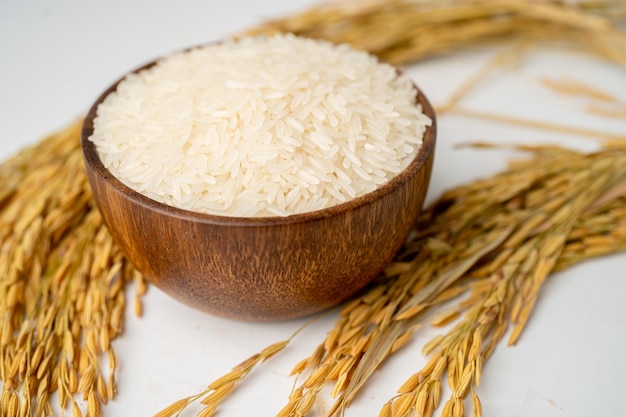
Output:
[1,1,625,416]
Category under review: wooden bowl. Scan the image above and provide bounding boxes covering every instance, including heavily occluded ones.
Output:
[81,61,436,321]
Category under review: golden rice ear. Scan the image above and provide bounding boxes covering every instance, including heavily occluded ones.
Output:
[245,0,626,67]
[0,120,143,417]
[3,1,626,416]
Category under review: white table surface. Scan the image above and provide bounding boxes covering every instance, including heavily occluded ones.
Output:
[1,1,625,416]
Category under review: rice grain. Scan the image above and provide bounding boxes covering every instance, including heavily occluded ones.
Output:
[89,34,430,217]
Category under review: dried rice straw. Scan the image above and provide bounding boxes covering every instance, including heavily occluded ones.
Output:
[2,0,626,416]
[0,123,146,416]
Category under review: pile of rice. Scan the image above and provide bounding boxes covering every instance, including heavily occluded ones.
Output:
[90,34,431,217]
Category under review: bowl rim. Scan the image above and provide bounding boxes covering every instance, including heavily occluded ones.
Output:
[81,49,437,228]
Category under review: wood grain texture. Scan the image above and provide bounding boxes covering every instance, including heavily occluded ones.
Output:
[81,58,436,321]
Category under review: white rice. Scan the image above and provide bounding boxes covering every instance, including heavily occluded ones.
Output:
[89,34,431,217]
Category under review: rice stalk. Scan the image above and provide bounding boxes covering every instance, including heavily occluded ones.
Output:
[247,0,626,67]
[0,122,144,416]
[539,76,626,120]
[264,143,626,417]
[370,145,626,417]
[447,107,626,141]
[2,1,626,416]
[153,320,316,417]
[540,76,619,103]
